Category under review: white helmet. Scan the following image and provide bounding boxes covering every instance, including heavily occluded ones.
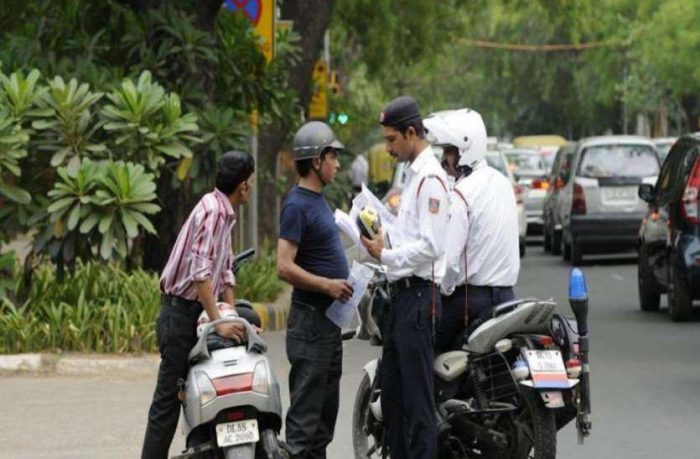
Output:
[196,302,239,338]
[424,108,488,169]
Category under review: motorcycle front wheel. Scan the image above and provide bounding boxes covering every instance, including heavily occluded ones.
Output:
[352,373,384,459]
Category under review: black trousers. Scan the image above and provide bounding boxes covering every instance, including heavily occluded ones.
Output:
[436,285,515,353]
[285,301,342,459]
[141,295,202,459]
[381,283,438,459]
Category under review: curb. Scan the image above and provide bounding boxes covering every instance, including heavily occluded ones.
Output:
[252,301,289,332]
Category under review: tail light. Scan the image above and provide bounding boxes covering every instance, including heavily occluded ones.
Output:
[212,373,253,396]
[513,184,524,205]
[680,158,700,224]
[643,204,660,224]
[566,358,582,378]
[532,178,550,190]
[538,335,554,347]
[572,182,586,215]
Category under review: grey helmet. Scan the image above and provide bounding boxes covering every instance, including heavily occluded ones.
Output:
[292,121,345,161]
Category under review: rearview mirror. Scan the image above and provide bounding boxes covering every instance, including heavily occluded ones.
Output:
[637,183,655,203]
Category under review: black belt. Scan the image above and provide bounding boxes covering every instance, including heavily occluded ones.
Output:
[389,276,435,293]
[162,294,202,314]
[467,284,513,293]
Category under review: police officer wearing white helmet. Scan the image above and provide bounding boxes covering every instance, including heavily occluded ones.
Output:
[423,108,520,353]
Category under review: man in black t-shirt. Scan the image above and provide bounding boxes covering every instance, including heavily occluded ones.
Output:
[276,121,353,459]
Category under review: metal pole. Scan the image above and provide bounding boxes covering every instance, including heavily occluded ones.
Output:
[248,128,259,253]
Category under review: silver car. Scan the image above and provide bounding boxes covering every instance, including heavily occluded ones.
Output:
[503,148,549,235]
[553,136,660,264]
[543,142,577,255]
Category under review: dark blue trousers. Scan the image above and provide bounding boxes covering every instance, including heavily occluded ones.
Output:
[285,302,342,459]
[436,285,515,353]
[381,283,438,459]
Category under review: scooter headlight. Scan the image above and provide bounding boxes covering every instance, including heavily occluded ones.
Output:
[252,361,269,395]
[196,371,217,405]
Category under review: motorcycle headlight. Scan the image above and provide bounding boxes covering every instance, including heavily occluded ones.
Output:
[196,371,217,405]
[252,361,269,395]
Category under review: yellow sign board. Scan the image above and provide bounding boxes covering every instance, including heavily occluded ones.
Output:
[255,0,274,62]
[222,0,274,62]
[308,60,329,120]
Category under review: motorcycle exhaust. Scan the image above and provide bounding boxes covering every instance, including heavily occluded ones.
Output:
[568,268,592,444]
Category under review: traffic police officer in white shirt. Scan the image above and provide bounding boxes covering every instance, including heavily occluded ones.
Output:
[423,108,520,353]
[362,96,449,459]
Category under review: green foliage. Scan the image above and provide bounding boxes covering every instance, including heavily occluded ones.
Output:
[32,76,105,172]
[0,69,43,206]
[1,261,160,353]
[234,250,285,303]
[0,251,16,301]
[102,71,200,174]
[37,159,161,263]
[0,256,284,353]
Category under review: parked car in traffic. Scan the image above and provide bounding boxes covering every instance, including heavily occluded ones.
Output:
[551,136,660,264]
[512,134,569,171]
[485,150,528,257]
[637,133,700,321]
[543,142,576,254]
[503,148,549,235]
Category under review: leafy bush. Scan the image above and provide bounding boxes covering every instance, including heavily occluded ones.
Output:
[234,251,285,303]
[0,254,285,354]
[1,261,160,354]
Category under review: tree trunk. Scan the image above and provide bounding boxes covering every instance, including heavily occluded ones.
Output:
[681,95,700,133]
[257,0,336,241]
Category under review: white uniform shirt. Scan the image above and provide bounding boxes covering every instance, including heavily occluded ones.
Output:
[441,160,520,295]
[381,146,450,283]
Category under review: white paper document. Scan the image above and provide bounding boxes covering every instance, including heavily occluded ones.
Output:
[325,261,375,329]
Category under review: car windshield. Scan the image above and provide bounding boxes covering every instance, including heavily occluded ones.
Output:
[485,152,508,176]
[504,151,545,173]
[579,144,659,178]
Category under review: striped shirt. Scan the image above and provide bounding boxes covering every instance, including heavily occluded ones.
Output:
[159,188,236,300]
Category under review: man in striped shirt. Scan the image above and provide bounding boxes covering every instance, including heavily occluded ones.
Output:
[141,151,255,459]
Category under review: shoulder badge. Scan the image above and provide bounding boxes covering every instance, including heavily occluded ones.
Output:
[428,197,440,214]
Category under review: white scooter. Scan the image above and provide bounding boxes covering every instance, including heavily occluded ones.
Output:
[173,250,288,459]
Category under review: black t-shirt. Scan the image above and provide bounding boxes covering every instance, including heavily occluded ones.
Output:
[279,186,349,308]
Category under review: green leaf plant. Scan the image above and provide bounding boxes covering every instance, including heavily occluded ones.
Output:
[101,70,200,175]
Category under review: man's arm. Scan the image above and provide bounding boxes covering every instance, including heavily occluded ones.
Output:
[276,238,353,301]
[222,284,235,306]
[195,279,245,341]
[441,196,469,295]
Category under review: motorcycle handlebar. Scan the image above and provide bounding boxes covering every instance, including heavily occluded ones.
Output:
[232,248,255,271]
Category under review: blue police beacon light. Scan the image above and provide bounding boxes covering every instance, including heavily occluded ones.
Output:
[568,268,588,301]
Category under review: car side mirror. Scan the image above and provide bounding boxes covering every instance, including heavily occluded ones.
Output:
[638,183,655,203]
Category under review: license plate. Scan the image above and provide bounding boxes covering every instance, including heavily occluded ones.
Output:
[216,419,259,447]
[524,350,569,389]
[601,187,635,203]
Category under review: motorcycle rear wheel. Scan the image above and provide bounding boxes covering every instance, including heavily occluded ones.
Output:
[505,390,557,459]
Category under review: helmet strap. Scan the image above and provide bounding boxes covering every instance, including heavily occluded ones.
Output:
[457,165,473,179]
[312,161,328,187]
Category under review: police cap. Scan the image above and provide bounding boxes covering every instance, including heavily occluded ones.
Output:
[378,96,422,127]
